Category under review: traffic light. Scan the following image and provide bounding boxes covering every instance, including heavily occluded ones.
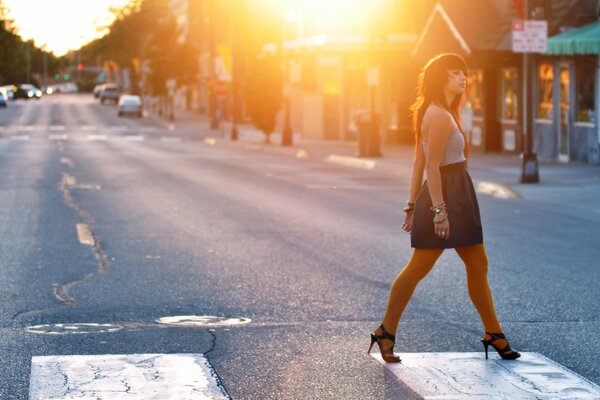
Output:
[54,73,60,80]
[77,63,84,71]
[64,73,70,81]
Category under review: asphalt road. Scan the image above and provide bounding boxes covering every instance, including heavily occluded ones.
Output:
[0,95,598,399]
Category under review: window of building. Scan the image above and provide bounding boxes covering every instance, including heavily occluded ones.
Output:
[466,69,484,118]
[537,62,554,119]
[500,68,519,120]
[576,57,596,123]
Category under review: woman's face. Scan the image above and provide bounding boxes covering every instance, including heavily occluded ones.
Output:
[445,69,467,95]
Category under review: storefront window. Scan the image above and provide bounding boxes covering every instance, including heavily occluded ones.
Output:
[501,68,519,120]
[537,63,553,119]
[576,57,596,123]
[466,69,484,118]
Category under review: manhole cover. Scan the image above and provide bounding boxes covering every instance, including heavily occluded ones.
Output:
[155,315,251,327]
[25,323,124,335]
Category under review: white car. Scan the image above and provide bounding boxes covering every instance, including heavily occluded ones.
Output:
[118,95,143,117]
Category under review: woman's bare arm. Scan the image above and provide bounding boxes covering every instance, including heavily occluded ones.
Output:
[408,142,426,203]
[424,107,452,207]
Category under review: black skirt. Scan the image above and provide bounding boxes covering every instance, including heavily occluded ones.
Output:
[411,161,483,249]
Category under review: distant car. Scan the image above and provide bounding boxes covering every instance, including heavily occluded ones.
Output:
[100,84,119,104]
[0,87,7,107]
[1,85,14,100]
[118,95,143,117]
[93,84,104,98]
[14,84,42,100]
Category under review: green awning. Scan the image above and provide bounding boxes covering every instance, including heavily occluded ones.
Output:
[546,20,600,55]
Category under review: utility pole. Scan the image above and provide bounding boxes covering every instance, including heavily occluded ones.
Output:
[519,0,540,183]
[281,9,293,147]
[230,0,239,141]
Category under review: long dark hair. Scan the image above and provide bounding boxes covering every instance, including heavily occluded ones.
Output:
[410,53,469,157]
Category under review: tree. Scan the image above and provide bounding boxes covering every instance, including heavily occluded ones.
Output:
[244,54,283,143]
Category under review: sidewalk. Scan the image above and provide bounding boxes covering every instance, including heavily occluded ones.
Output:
[153,106,600,201]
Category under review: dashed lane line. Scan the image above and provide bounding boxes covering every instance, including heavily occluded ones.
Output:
[372,352,600,399]
[75,223,94,246]
[29,353,230,399]
[49,134,69,140]
[10,135,30,140]
[326,154,376,170]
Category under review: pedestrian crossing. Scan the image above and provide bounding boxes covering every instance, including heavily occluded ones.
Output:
[0,125,161,133]
[1,132,187,143]
[29,353,230,399]
[25,350,600,399]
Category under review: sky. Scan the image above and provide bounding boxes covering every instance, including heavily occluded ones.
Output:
[4,0,131,56]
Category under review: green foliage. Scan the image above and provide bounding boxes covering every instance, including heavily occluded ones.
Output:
[244,54,283,142]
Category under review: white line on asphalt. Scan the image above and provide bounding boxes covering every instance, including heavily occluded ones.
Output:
[49,125,66,131]
[87,134,107,141]
[372,352,600,399]
[81,125,98,131]
[75,223,94,246]
[49,134,69,140]
[326,154,376,170]
[124,135,145,141]
[161,136,182,142]
[11,135,30,141]
[60,157,74,168]
[475,181,520,199]
[29,353,230,399]
[19,125,36,131]
[108,125,127,130]
[140,127,159,132]
[62,173,76,186]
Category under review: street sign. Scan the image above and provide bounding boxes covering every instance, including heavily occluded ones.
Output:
[512,20,547,53]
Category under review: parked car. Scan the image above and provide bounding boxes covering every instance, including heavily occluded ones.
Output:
[118,95,143,117]
[100,84,119,104]
[13,84,42,100]
[0,87,7,107]
[1,85,14,100]
[93,84,104,98]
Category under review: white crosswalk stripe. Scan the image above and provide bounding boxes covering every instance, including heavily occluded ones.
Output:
[11,135,30,140]
[49,125,66,131]
[48,134,69,140]
[124,135,145,141]
[81,125,98,131]
[372,352,600,399]
[29,353,229,399]
[87,134,107,141]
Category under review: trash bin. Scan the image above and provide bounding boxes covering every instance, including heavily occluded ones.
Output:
[353,110,382,157]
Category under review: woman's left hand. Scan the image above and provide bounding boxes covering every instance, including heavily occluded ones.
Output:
[402,211,414,233]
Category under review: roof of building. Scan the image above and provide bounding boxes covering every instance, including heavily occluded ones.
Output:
[412,0,597,57]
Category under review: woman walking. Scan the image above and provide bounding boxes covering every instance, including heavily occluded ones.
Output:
[368,53,520,363]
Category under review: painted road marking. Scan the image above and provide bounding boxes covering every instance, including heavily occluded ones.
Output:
[476,180,520,199]
[62,173,76,186]
[19,125,36,131]
[11,135,30,140]
[29,353,230,399]
[372,352,600,399]
[81,125,98,131]
[124,135,145,141]
[76,223,94,246]
[87,134,107,141]
[326,154,376,170]
[161,136,182,143]
[141,126,159,132]
[49,134,69,140]
[49,125,66,131]
[296,149,311,159]
[205,137,217,145]
[60,157,74,168]
[108,125,127,131]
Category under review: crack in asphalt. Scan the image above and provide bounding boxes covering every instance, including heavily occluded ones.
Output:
[12,156,110,320]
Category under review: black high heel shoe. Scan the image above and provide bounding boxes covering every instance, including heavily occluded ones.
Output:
[368,323,401,363]
[481,332,521,360]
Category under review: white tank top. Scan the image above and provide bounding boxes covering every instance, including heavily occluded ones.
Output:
[422,120,466,166]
